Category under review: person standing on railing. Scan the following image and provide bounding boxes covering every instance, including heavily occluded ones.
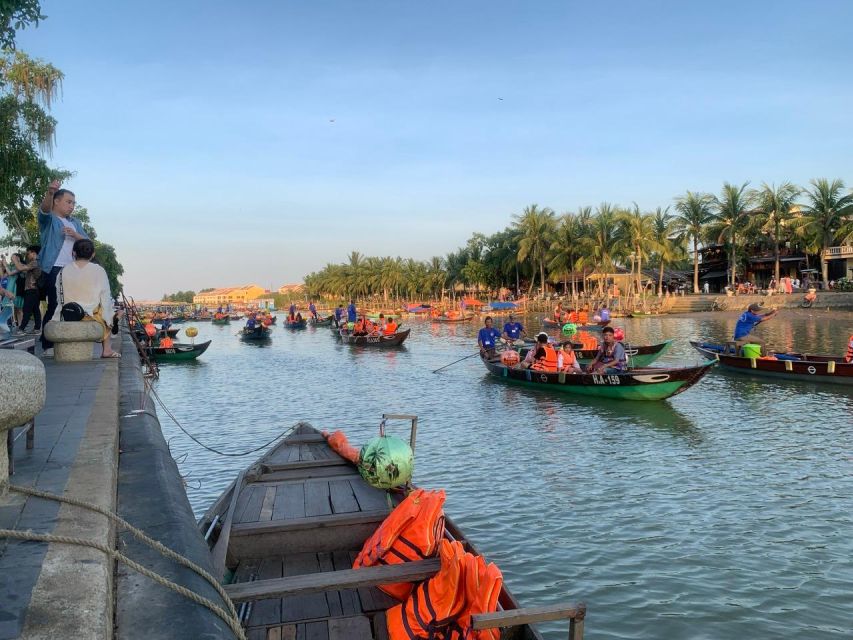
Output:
[37,180,90,355]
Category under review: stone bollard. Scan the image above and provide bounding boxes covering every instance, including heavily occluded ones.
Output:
[44,320,104,362]
[0,350,46,496]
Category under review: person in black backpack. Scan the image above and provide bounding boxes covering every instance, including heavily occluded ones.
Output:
[12,246,43,334]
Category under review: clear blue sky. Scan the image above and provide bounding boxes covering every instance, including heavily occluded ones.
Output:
[13,0,853,299]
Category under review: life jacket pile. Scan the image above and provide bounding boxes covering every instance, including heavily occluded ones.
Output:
[322,430,360,464]
[386,538,503,640]
[354,488,447,601]
[576,331,598,350]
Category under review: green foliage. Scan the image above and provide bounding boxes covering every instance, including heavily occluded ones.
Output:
[162,290,196,303]
[93,241,123,296]
[0,0,43,50]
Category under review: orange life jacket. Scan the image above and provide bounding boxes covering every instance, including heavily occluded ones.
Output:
[559,348,577,371]
[386,539,467,640]
[846,335,853,363]
[386,539,504,640]
[354,488,446,601]
[531,344,559,371]
[160,337,174,348]
[385,321,398,335]
[578,311,589,324]
[577,331,598,350]
[322,430,360,464]
[354,320,364,333]
[568,311,579,323]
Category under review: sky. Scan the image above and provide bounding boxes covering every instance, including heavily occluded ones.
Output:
[10,0,853,299]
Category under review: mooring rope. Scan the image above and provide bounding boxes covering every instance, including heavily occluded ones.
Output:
[2,484,246,640]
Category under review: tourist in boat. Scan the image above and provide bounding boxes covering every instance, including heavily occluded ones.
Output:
[383,316,398,335]
[586,326,627,374]
[477,316,501,358]
[733,302,778,351]
[245,314,257,330]
[347,300,357,327]
[599,304,611,323]
[353,316,368,336]
[553,302,564,322]
[308,300,318,319]
[501,314,526,346]
[531,332,559,371]
[558,343,582,373]
[159,335,174,348]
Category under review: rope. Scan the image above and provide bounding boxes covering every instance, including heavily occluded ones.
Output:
[0,528,246,640]
[143,378,296,457]
[6,484,244,638]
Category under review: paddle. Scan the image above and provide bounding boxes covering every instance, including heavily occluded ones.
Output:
[432,351,482,373]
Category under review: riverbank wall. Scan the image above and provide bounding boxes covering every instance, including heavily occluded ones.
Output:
[0,327,233,639]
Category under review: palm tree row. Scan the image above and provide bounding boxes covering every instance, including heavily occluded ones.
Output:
[303,178,853,301]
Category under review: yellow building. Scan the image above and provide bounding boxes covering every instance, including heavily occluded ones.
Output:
[278,283,304,296]
[193,284,266,306]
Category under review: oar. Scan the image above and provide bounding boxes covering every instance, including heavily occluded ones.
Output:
[432,351,482,373]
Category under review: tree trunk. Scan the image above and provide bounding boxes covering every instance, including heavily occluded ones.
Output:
[636,251,642,296]
[773,221,781,285]
[693,236,699,294]
[515,264,520,298]
[658,262,665,296]
[821,244,829,288]
[731,236,737,287]
[528,269,537,297]
[539,259,546,299]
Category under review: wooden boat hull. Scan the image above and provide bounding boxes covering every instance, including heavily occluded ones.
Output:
[542,318,610,331]
[431,315,473,323]
[481,355,714,400]
[284,319,307,329]
[690,341,853,386]
[144,340,211,362]
[240,327,272,341]
[211,318,230,325]
[309,315,334,326]
[519,339,673,367]
[339,328,410,347]
[197,423,583,640]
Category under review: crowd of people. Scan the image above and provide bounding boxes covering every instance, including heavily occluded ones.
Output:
[2,181,118,358]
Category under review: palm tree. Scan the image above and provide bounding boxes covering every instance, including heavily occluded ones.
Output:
[710,182,753,288]
[617,204,657,295]
[579,203,620,294]
[547,212,586,296]
[650,207,683,295]
[797,178,853,288]
[513,204,556,297]
[673,191,714,294]
[749,182,802,285]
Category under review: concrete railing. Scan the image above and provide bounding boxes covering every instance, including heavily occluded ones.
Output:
[0,350,45,496]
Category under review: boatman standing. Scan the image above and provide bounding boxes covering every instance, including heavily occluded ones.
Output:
[501,314,526,346]
[478,316,502,358]
[733,302,778,351]
[346,300,357,328]
[308,300,318,319]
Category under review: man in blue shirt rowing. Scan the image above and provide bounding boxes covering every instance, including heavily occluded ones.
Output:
[501,314,526,346]
[478,316,502,358]
[733,302,778,351]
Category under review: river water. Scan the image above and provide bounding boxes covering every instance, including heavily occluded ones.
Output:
[152,310,853,639]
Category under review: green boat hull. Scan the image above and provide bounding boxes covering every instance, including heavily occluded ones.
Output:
[146,340,211,362]
[211,318,230,325]
[492,372,689,400]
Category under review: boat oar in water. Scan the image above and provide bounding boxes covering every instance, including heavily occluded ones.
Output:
[432,351,482,373]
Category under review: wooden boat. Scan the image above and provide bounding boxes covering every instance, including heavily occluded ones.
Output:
[629,312,665,318]
[309,315,334,326]
[211,317,231,326]
[240,326,272,341]
[153,317,186,325]
[542,318,610,331]
[197,418,587,640]
[284,318,308,329]
[481,354,714,400]
[142,340,211,362]
[431,314,474,323]
[690,341,853,386]
[135,326,180,340]
[518,339,673,367]
[339,328,410,347]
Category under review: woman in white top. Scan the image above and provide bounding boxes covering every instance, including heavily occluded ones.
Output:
[57,239,119,358]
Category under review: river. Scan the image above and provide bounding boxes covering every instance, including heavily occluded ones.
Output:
[152,310,853,639]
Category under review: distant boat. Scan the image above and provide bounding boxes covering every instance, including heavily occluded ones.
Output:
[142,340,211,362]
[239,326,272,341]
[338,328,410,347]
[284,318,307,329]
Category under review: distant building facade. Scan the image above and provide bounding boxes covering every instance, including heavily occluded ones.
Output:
[193,284,266,306]
[278,283,304,296]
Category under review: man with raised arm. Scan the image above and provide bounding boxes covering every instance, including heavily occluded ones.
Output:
[38,180,89,355]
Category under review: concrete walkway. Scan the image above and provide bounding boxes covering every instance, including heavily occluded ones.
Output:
[0,342,119,639]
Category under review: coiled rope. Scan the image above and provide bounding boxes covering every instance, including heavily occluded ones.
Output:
[0,484,247,640]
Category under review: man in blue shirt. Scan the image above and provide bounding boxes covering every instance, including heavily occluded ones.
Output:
[347,300,357,324]
[733,302,778,350]
[501,314,526,345]
[308,300,318,319]
[478,316,502,358]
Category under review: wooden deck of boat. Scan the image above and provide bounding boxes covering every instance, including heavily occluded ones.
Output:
[228,425,399,640]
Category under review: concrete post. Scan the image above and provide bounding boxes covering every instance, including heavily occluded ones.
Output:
[0,350,46,496]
